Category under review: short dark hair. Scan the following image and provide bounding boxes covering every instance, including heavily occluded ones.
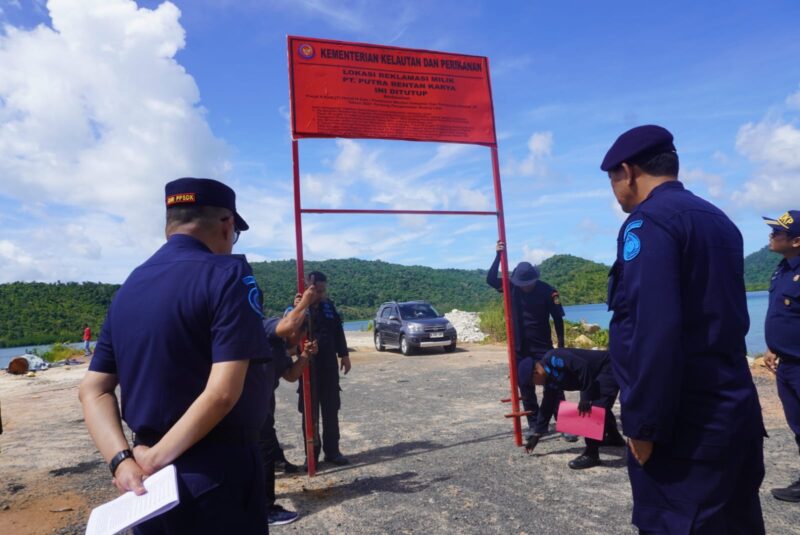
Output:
[166,205,231,231]
[306,271,327,284]
[630,151,679,177]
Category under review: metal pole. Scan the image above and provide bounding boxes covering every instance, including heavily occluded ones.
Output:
[301,208,497,216]
[293,140,317,476]
[489,145,523,447]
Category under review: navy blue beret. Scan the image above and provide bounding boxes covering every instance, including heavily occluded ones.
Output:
[601,125,676,172]
[165,177,249,231]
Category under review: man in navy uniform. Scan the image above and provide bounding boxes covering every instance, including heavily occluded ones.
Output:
[298,271,351,468]
[79,177,273,534]
[517,348,625,469]
[602,125,765,533]
[260,287,318,526]
[487,241,575,444]
[762,210,800,502]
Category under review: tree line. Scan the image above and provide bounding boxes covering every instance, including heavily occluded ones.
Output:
[0,250,777,348]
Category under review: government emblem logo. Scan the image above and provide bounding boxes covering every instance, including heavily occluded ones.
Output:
[298,43,315,60]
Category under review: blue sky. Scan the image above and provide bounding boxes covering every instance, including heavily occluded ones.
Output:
[1,0,799,283]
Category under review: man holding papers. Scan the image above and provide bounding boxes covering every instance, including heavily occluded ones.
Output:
[79,178,273,534]
[517,348,624,469]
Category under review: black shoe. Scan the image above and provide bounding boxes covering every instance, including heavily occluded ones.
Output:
[277,459,299,474]
[568,454,601,470]
[602,432,626,447]
[562,433,579,443]
[772,483,800,502]
[324,454,349,466]
[524,434,542,454]
[268,504,299,525]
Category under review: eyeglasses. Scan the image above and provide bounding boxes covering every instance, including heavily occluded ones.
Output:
[220,216,241,244]
[771,230,798,239]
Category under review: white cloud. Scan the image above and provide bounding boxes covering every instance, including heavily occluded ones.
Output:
[786,85,800,110]
[521,244,555,265]
[682,168,725,198]
[732,92,800,209]
[0,0,230,282]
[503,131,553,177]
[611,199,627,221]
[270,0,416,41]
[531,188,608,207]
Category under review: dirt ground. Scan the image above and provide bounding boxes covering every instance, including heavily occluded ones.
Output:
[1,336,799,534]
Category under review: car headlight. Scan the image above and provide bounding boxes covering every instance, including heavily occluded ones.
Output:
[445,321,455,330]
[407,323,424,333]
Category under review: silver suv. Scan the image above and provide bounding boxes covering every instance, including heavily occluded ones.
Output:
[373,301,457,355]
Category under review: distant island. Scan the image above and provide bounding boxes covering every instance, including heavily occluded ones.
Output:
[0,248,779,348]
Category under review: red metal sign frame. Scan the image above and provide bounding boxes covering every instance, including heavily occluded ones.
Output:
[288,37,522,478]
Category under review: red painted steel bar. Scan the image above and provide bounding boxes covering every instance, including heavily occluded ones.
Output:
[301,208,497,216]
[489,145,523,447]
[292,140,317,477]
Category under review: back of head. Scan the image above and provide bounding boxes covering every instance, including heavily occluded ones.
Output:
[306,271,327,284]
[601,124,679,178]
[164,177,249,234]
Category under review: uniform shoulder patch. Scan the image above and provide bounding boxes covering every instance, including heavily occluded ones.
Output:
[623,219,644,261]
[242,275,265,318]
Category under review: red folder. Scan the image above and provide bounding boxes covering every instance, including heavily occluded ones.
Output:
[556,401,606,441]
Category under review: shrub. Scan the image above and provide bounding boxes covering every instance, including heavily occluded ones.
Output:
[42,343,83,363]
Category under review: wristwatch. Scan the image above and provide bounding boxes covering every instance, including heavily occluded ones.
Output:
[109,449,134,476]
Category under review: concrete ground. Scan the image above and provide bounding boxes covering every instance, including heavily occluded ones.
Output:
[0,334,799,534]
[270,333,800,534]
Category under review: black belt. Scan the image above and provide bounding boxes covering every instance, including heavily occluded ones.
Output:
[133,427,260,448]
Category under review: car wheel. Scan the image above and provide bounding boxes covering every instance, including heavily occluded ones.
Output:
[374,331,385,351]
[443,341,457,353]
[400,335,413,356]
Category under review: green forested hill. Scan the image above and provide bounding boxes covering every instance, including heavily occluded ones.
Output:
[538,255,609,305]
[0,282,118,347]
[250,258,498,321]
[3,249,770,348]
[744,246,781,291]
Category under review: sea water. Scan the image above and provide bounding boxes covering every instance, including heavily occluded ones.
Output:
[0,292,772,369]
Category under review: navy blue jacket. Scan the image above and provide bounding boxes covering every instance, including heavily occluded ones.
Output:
[90,234,273,436]
[765,256,800,360]
[487,253,565,355]
[608,181,763,458]
[308,299,348,369]
[543,349,611,404]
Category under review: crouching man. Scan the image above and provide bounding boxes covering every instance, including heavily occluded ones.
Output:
[517,348,625,469]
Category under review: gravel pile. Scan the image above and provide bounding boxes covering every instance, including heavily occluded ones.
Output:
[444,309,487,343]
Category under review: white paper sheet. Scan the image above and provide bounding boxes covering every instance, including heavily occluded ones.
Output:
[86,464,179,535]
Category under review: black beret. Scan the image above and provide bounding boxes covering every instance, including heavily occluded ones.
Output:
[601,125,676,172]
[165,177,249,231]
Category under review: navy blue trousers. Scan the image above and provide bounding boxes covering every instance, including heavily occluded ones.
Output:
[777,358,800,453]
[627,436,764,534]
[134,441,267,535]
[584,362,621,455]
[298,365,342,459]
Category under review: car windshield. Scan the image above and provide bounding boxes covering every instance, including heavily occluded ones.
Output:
[398,303,439,319]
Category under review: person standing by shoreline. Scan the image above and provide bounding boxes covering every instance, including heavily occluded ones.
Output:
[82,324,92,356]
[602,125,765,533]
[762,210,800,503]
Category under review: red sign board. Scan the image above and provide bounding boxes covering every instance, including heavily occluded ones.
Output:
[288,36,497,146]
